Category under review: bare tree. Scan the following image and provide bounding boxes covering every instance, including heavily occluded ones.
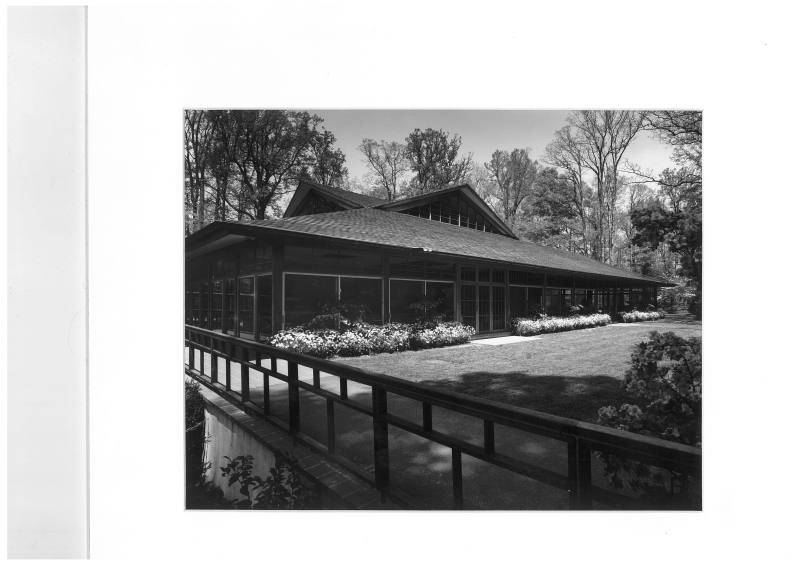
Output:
[405,128,472,193]
[358,139,408,200]
[184,110,214,233]
[485,148,538,230]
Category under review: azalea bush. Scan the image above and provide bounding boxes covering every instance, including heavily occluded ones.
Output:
[512,313,612,336]
[267,321,474,359]
[596,331,702,508]
[619,310,665,323]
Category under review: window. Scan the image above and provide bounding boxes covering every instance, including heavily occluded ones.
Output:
[390,280,425,323]
[510,286,525,318]
[210,280,223,331]
[224,278,235,334]
[461,285,476,329]
[426,282,454,321]
[478,286,490,330]
[257,275,272,337]
[284,274,337,327]
[478,268,490,282]
[460,267,476,281]
[341,277,382,323]
[492,286,506,329]
[238,276,255,335]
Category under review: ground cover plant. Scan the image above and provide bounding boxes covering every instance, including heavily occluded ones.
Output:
[512,313,612,336]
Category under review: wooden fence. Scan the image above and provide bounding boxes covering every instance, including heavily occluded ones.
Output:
[184,325,701,510]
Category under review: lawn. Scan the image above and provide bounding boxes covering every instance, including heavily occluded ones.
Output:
[338,315,701,422]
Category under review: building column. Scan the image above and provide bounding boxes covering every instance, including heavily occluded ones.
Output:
[571,275,576,307]
[234,253,241,337]
[454,262,462,322]
[382,255,390,323]
[220,278,227,334]
[542,273,548,315]
[504,269,510,328]
[272,242,284,333]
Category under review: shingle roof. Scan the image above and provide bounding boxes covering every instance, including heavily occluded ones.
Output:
[300,180,387,208]
[230,207,669,285]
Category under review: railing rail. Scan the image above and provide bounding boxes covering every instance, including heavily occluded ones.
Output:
[184,325,701,509]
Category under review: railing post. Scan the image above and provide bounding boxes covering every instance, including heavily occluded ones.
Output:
[241,347,250,402]
[484,420,495,455]
[288,361,300,434]
[568,437,593,510]
[422,402,432,431]
[225,342,231,391]
[452,448,464,509]
[188,339,195,370]
[210,338,217,383]
[199,336,205,376]
[313,369,320,389]
[326,399,336,454]
[340,377,348,400]
[372,386,389,496]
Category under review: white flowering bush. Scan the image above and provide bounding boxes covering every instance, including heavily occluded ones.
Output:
[267,321,474,359]
[410,322,476,349]
[619,310,665,323]
[512,313,612,336]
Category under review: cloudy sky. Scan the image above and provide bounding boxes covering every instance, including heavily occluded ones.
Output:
[312,110,675,182]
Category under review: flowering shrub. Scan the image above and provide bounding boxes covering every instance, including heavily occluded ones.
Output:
[409,322,475,349]
[619,310,665,323]
[267,321,474,358]
[596,331,702,508]
[512,313,612,336]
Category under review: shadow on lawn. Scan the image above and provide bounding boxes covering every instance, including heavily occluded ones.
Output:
[417,371,639,423]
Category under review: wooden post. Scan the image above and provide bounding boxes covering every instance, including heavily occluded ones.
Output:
[484,420,495,455]
[567,438,593,510]
[253,273,260,342]
[220,279,227,334]
[572,275,576,307]
[241,347,250,402]
[372,386,390,495]
[288,361,299,434]
[234,252,241,337]
[504,269,510,329]
[452,448,464,509]
[326,399,336,454]
[542,273,548,315]
[422,402,432,431]
[272,242,284,333]
[382,255,390,323]
[454,262,462,322]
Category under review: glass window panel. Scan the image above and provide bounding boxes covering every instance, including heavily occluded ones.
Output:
[224,278,236,334]
[340,277,382,323]
[492,269,506,283]
[238,276,255,333]
[478,268,490,282]
[426,282,454,322]
[478,286,490,331]
[285,274,338,327]
[257,275,272,338]
[461,267,476,281]
[492,286,506,330]
[390,280,425,323]
[527,288,542,317]
[461,285,476,329]
[509,286,526,318]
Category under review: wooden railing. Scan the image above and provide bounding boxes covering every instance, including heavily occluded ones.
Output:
[184,325,701,510]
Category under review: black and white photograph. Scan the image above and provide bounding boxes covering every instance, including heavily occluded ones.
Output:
[183,109,702,510]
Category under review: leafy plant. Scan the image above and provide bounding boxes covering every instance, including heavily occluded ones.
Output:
[596,331,701,508]
[220,455,319,510]
[512,313,611,336]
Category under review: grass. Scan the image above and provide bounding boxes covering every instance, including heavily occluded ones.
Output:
[338,315,701,422]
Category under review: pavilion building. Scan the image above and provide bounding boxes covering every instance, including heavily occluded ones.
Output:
[185,181,669,341]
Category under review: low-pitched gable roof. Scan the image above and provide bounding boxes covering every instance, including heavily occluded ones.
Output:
[283,180,386,217]
[188,207,671,286]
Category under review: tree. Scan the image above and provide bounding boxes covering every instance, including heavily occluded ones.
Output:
[305,128,348,187]
[484,148,538,230]
[404,128,472,193]
[222,110,321,220]
[184,110,214,233]
[627,111,702,314]
[358,139,408,201]
[517,166,582,251]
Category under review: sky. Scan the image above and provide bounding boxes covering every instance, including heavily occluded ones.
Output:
[312,110,675,183]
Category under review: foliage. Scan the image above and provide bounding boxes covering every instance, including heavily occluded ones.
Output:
[305,302,370,330]
[619,310,665,323]
[358,138,409,201]
[512,313,612,336]
[185,379,213,503]
[596,331,701,507]
[657,285,695,313]
[267,321,475,358]
[484,148,538,230]
[185,379,205,431]
[220,455,319,510]
[404,128,472,194]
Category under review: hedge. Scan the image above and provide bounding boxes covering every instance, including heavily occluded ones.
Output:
[619,310,665,323]
[512,313,612,336]
[267,321,475,359]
